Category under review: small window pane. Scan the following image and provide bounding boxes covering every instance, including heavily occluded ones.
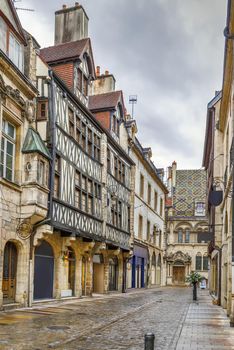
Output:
[196,255,202,270]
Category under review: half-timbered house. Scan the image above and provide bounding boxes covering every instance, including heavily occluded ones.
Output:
[27,3,135,300]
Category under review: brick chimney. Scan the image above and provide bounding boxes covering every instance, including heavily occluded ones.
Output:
[90,66,116,95]
[54,3,89,45]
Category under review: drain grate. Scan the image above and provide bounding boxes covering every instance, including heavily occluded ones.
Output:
[47,325,70,331]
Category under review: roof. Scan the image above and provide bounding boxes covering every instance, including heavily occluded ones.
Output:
[40,38,90,64]
[89,91,123,111]
[22,128,51,159]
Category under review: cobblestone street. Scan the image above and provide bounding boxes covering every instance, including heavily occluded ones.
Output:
[0,287,233,350]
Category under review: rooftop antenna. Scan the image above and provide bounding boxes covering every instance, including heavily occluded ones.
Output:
[129,95,137,119]
[13,0,34,12]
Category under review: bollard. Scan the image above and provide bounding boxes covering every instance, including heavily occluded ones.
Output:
[144,333,155,350]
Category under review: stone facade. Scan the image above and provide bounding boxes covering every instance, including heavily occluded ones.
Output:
[165,162,209,286]
[0,0,50,309]
[203,0,234,324]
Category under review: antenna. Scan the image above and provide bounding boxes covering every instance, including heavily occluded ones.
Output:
[13,0,34,12]
[129,95,137,119]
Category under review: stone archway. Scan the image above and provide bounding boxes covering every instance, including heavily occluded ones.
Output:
[165,251,191,286]
[173,261,185,285]
[2,241,18,303]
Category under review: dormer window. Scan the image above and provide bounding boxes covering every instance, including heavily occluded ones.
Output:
[111,104,122,137]
[76,58,89,98]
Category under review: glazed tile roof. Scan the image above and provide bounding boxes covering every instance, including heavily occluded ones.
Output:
[40,38,89,63]
[89,91,122,110]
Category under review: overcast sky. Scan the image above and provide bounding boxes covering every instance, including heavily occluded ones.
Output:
[18,0,227,170]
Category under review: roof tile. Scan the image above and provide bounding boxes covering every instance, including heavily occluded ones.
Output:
[40,38,89,63]
[89,91,122,110]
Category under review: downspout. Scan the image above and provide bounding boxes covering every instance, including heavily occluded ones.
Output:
[28,71,56,307]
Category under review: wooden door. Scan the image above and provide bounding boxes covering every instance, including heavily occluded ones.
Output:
[173,266,185,284]
[2,242,17,302]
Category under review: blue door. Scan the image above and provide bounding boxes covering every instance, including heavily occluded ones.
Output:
[34,241,54,299]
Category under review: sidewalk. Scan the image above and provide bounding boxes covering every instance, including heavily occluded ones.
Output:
[175,289,234,350]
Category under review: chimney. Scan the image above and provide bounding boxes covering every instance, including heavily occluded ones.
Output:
[90,67,116,95]
[172,161,177,187]
[54,3,89,45]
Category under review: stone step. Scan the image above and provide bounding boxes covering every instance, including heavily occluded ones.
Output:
[2,303,21,311]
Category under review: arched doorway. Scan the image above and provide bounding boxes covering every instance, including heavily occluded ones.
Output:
[68,247,75,296]
[151,253,156,285]
[173,261,185,285]
[109,257,118,291]
[34,241,54,299]
[2,242,17,303]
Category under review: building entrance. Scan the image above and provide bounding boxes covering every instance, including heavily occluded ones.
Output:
[2,242,17,303]
[34,241,54,299]
[173,264,185,285]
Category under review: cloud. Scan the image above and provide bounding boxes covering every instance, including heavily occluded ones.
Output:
[18,0,227,169]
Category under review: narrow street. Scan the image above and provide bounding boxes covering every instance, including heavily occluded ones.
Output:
[0,287,233,350]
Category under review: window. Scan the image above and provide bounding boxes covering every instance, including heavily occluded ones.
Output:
[195,202,205,216]
[147,183,151,205]
[68,108,75,138]
[0,120,16,181]
[9,33,24,71]
[76,67,89,97]
[107,147,111,172]
[138,215,143,239]
[127,206,130,233]
[140,174,144,198]
[110,198,122,229]
[54,155,60,198]
[147,220,150,241]
[159,230,162,247]
[203,255,209,271]
[185,230,190,243]
[196,254,202,271]
[37,160,46,186]
[37,101,48,120]
[75,171,101,215]
[160,198,163,216]
[0,17,7,52]
[178,230,183,243]
[154,191,158,212]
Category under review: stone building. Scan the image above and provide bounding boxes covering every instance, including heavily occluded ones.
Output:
[165,162,210,286]
[203,0,234,324]
[126,135,167,289]
[23,3,135,300]
[0,0,50,308]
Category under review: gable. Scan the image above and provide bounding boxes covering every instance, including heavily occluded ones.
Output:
[0,0,26,44]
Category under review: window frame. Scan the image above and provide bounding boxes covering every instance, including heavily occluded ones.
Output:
[1,119,16,182]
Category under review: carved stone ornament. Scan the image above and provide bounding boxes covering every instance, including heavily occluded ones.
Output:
[0,74,26,108]
[164,250,192,264]
[25,100,36,123]
[16,219,33,240]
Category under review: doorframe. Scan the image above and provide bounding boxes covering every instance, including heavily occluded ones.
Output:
[2,241,18,304]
